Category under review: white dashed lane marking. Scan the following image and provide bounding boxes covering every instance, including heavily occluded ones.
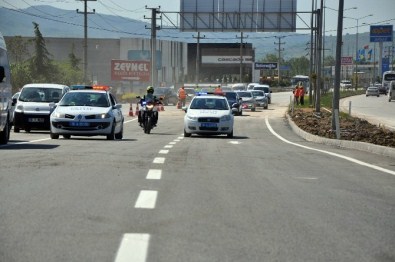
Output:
[159,149,169,154]
[164,145,173,148]
[114,233,150,262]
[146,169,162,180]
[153,157,165,164]
[135,190,158,209]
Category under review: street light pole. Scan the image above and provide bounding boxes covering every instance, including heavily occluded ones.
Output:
[344,14,373,89]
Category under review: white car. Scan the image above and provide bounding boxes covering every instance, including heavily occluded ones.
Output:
[50,86,124,140]
[183,94,235,138]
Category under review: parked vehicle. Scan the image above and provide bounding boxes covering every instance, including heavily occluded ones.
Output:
[0,32,12,144]
[14,83,69,133]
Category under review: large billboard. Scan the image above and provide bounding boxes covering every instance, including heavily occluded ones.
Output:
[180,0,297,32]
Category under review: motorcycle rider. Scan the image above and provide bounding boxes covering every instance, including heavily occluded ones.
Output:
[138,86,160,127]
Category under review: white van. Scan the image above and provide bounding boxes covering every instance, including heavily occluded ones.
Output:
[14,83,69,132]
[0,32,12,144]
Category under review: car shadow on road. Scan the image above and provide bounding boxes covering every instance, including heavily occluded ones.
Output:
[1,143,59,150]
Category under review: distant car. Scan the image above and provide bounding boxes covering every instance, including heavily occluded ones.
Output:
[235,91,256,111]
[251,84,272,104]
[365,86,380,97]
[223,91,243,116]
[183,94,235,138]
[374,82,387,95]
[153,87,178,106]
[250,90,268,109]
[50,86,124,140]
[247,83,260,90]
[340,80,352,89]
[13,83,69,133]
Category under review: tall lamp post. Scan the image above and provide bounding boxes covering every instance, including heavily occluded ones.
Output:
[344,14,373,89]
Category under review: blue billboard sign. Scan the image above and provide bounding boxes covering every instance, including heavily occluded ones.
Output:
[382,57,390,73]
[370,25,393,42]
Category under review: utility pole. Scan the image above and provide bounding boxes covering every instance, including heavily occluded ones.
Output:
[145,6,161,87]
[274,36,285,87]
[77,0,96,84]
[236,32,248,83]
[332,0,344,138]
[193,32,205,85]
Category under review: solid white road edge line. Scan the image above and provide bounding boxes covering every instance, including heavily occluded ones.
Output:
[114,233,150,262]
[135,190,158,209]
[265,116,395,176]
[147,169,162,180]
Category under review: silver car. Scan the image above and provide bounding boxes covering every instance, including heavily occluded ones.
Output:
[365,86,379,97]
[251,90,268,109]
[235,91,256,111]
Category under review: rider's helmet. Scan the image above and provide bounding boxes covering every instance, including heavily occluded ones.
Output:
[147,86,154,94]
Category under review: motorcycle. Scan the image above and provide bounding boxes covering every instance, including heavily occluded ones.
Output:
[137,96,162,134]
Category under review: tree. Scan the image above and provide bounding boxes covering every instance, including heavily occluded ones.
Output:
[30,22,56,82]
[68,43,81,70]
[288,56,310,76]
[6,36,30,64]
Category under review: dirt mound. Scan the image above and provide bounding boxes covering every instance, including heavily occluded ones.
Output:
[290,108,395,148]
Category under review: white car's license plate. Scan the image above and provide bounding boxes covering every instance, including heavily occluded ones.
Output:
[70,122,89,127]
[28,118,44,123]
[201,123,217,128]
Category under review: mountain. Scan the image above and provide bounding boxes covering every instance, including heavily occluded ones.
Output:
[0,5,374,60]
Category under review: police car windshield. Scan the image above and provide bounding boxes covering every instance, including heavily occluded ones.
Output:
[190,97,228,110]
[59,92,109,107]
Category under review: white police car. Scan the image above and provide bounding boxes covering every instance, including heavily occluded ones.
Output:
[183,93,235,138]
[50,85,124,140]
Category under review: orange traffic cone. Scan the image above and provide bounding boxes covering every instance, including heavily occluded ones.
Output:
[128,102,134,116]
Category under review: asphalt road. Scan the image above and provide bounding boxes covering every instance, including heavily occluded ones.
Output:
[340,94,395,131]
[1,93,394,262]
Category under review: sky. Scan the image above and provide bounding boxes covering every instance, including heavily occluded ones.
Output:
[1,0,394,35]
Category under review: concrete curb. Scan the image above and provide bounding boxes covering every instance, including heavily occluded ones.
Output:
[286,113,395,159]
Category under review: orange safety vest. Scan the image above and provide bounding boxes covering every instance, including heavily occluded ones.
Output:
[178,88,186,99]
